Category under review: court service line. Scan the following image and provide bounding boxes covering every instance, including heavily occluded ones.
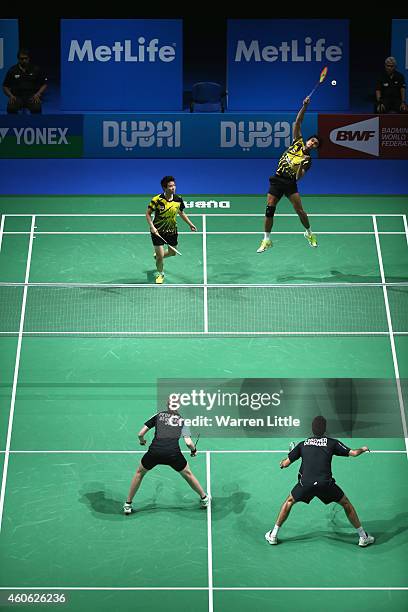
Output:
[4,213,406,217]
[373,216,408,459]
[206,452,213,612]
[202,215,208,333]
[0,215,36,534]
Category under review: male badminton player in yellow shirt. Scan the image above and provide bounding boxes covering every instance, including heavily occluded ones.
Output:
[257,97,320,253]
[146,175,197,284]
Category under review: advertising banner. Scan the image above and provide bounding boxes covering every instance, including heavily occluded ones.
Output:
[61,19,182,111]
[227,19,349,111]
[0,19,19,89]
[0,115,83,158]
[318,114,408,158]
[391,19,408,82]
[84,112,318,158]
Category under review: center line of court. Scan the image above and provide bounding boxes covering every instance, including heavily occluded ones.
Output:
[373,215,408,459]
[0,215,36,534]
[206,451,213,612]
[202,214,209,333]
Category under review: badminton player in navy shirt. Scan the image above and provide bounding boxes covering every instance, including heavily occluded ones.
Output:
[123,396,209,514]
[265,416,374,547]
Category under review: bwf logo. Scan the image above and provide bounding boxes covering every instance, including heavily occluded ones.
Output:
[329,117,379,156]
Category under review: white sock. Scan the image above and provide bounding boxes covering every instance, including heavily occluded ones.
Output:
[357,526,367,538]
[264,232,271,240]
[305,228,312,236]
[271,524,280,537]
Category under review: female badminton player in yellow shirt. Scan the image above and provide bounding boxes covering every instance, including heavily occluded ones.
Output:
[257,97,321,253]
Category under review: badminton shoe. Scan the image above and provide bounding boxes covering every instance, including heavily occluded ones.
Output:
[123,502,133,515]
[265,530,278,545]
[358,533,375,547]
[256,239,272,253]
[200,495,211,508]
[304,232,318,248]
[155,273,164,284]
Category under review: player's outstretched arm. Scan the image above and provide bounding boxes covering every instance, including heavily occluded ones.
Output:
[349,446,370,457]
[138,425,150,445]
[293,97,310,140]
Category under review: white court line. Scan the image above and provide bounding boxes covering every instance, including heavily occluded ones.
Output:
[373,216,408,459]
[0,214,5,254]
[0,586,406,591]
[2,281,407,288]
[404,215,408,247]
[0,215,36,534]
[0,332,406,337]
[4,213,406,217]
[202,215,208,333]
[1,332,405,337]
[0,450,404,454]
[206,452,213,612]
[2,231,407,236]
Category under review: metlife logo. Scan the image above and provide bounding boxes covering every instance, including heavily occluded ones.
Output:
[234,38,342,63]
[67,38,176,63]
[61,20,182,111]
[228,19,349,111]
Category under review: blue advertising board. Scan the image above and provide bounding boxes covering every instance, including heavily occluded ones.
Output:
[392,19,408,83]
[227,19,349,111]
[0,115,83,157]
[61,19,182,111]
[0,19,19,91]
[83,113,318,158]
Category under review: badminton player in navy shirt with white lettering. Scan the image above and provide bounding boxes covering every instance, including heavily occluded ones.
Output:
[123,396,209,514]
[265,416,375,547]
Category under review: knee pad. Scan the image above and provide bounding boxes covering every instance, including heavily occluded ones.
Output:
[265,204,276,218]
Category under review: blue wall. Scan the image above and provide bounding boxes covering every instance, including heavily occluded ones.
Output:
[0,159,406,194]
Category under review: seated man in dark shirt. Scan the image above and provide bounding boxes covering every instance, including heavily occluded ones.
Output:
[375,56,407,114]
[265,416,375,547]
[2,48,48,114]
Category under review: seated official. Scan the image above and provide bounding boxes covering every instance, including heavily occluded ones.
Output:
[375,56,407,114]
[2,48,48,114]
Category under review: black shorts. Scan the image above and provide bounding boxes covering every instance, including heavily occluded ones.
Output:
[141,449,187,472]
[268,175,298,200]
[291,480,345,505]
[150,231,178,247]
